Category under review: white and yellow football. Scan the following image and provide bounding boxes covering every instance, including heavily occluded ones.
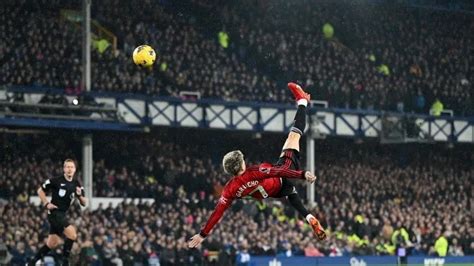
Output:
[132,45,156,67]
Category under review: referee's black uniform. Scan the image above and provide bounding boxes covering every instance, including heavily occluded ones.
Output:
[29,175,84,266]
[41,176,84,234]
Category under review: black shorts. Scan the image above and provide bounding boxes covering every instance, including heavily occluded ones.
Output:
[274,149,300,198]
[275,149,301,170]
[47,211,69,235]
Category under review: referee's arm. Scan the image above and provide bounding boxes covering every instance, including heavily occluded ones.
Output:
[76,186,87,207]
[38,186,57,210]
[37,187,49,206]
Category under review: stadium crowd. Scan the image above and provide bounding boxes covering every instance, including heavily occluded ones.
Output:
[1,0,473,115]
[227,0,473,113]
[1,132,473,265]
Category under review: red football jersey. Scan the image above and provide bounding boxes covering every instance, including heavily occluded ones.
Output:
[199,154,305,237]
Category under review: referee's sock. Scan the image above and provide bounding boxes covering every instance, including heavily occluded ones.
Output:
[31,245,50,263]
[63,238,74,259]
[290,104,307,136]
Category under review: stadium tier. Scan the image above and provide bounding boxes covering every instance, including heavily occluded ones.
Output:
[1,0,473,115]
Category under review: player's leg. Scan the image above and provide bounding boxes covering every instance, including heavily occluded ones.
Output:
[62,225,78,265]
[277,179,309,216]
[280,82,310,156]
[276,82,309,170]
[273,83,326,240]
[276,179,327,240]
[29,234,60,265]
[281,132,301,154]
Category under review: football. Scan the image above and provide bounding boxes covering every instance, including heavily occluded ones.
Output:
[132,45,156,67]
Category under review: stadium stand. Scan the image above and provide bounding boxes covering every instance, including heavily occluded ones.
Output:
[1,0,472,114]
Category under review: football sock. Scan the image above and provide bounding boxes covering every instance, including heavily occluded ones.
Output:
[31,244,51,263]
[287,193,310,218]
[305,214,317,223]
[63,238,74,259]
[290,105,307,135]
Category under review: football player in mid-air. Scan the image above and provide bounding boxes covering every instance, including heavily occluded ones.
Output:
[189,82,327,248]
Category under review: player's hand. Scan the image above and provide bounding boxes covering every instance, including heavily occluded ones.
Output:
[46,202,58,210]
[304,171,317,183]
[188,234,204,248]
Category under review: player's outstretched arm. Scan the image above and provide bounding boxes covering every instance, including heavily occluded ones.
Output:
[188,234,204,248]
[272,167,317,183]
[304,171,317,183]
[188,195,233,248]
[257,163,317,183]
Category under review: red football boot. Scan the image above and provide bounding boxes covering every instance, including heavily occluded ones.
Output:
[308,216,327,240]
[288,82,311,102]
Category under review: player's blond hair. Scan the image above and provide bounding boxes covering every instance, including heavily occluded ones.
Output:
[222,150,244,176]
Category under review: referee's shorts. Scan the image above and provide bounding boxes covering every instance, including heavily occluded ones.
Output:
[47,210,69,235]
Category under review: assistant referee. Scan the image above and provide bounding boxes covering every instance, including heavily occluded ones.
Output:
[29,159,87,266]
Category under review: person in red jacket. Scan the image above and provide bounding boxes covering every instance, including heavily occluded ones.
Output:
[188,82,326,248]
